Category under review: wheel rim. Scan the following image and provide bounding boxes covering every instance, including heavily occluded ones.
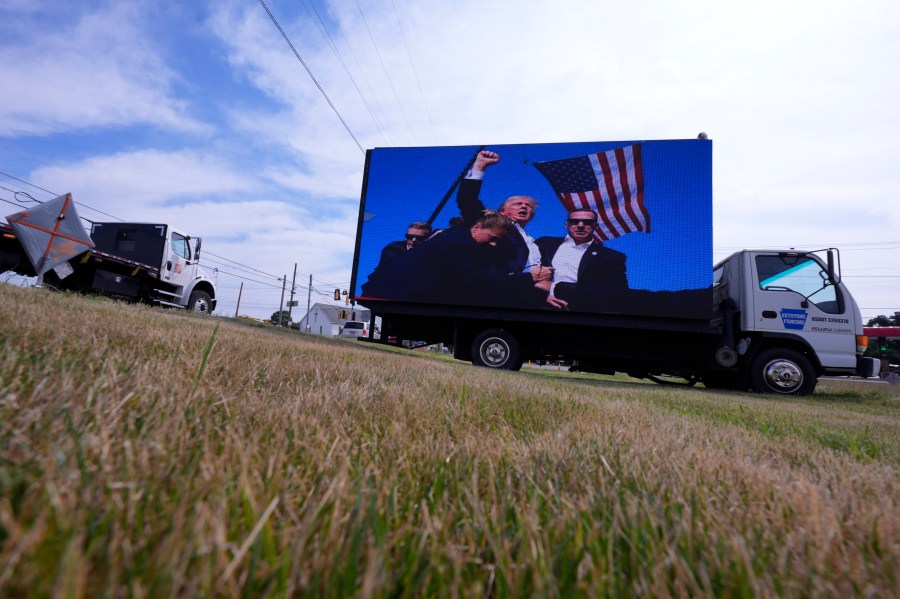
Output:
[193,298,209,313]
[479,337,510,367]
[762,358,804,393]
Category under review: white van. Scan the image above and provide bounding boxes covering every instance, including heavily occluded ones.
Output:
[341,321,368,339]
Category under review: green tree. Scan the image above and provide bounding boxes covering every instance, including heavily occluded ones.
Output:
[270,310,292,326]
[865,312,900,364]
[866,311,900,327]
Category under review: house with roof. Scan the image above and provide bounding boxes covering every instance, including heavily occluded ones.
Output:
[297,302,371,337]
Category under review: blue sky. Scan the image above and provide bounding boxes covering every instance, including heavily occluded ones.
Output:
[1,0,898,321]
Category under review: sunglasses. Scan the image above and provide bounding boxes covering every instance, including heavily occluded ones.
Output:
[405,233,427,241]
[566,218,597,226]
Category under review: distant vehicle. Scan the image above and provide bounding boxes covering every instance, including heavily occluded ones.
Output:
[2,195,216,312]
[341,321,368,338]
[349,137,880,396]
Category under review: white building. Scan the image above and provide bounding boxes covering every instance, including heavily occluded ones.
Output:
[297,303,371,337]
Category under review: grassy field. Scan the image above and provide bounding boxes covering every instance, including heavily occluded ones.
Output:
[0,283,897,598]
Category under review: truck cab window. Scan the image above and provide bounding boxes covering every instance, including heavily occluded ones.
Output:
[172,234,191,260]
[756,255,842,314]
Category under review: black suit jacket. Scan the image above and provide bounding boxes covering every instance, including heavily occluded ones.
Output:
[361,225,525,306]
[455,177,545,307]
[457,177,530,274]
[376,240,408,269]
[536,236,628,310]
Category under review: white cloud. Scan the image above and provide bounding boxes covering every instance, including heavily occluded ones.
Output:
[28,150,258,216]
[0,2,205,136]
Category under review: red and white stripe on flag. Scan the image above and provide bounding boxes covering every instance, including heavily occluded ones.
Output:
[557,144,649,242]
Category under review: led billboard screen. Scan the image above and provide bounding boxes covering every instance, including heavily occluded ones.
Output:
[353,138,712,319]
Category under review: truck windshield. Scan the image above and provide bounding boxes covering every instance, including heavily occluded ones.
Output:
[756,255,841,314]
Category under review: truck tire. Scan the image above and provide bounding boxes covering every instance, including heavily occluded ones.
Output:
[471,329,522,371]
[188,290,212,314]
[750,348,816,396]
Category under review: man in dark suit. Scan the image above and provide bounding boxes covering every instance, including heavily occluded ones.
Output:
[375,222,432,269]
[535,209,629,311]
[456,150,552,307]
[361,211,513,306]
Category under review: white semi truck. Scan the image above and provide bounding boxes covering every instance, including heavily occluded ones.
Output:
[349,137,879,395]
[1,194,216,312]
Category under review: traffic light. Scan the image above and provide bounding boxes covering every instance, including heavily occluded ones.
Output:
[334,288,341,300]
[878,336,888,354]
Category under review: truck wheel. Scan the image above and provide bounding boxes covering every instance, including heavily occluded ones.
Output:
[188,290,212,314]
[750,348,816,395]
[471,330,522,371]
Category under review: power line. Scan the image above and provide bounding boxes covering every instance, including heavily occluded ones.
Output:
[302,0,395,146]
[0,170,58,198]
[391,0,438,144]
[354,0,417,144]
[203,251,283,280]
[0,172,124,222]
[257,0,364,153]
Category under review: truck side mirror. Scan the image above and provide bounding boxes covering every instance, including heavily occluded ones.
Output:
[826,250,835,283]
[195,237,202,260]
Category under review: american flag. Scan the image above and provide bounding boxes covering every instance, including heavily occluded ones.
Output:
[533,144,649,241]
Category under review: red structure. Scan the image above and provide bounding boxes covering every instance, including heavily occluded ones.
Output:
[863,327,900,338]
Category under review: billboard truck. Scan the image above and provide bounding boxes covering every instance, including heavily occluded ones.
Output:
[349,137,879,395]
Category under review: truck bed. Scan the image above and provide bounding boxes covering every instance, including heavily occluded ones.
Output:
[1,222,160,279]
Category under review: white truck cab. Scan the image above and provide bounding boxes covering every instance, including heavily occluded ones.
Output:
[714,248,878,393]
[89,222,216,312]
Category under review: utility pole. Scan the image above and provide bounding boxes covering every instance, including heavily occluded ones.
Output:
[234,282,243,318]
[287,263,298,323]
[278,275,286,326]
[306,273,312,332]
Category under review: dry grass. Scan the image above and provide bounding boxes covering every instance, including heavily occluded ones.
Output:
[0,283,897,598]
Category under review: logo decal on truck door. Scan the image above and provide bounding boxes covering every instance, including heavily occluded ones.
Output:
[780,309,808,330]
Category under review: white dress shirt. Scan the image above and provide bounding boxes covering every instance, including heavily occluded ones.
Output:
[550,235,591,295]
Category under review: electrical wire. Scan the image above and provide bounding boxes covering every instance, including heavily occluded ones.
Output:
[391,0,438,144]
[257,0,365,153]
[0,171,123,222]
[202,250,284,280]
[302,0,395,146]
[354,0,417,144]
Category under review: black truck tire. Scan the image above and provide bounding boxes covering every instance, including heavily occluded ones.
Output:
[471,329,522,371]
[188,290,212,314]
[750,348,817,395]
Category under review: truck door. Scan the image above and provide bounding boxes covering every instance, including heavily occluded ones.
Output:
[750,253,856,368]
[162,231,194,292]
